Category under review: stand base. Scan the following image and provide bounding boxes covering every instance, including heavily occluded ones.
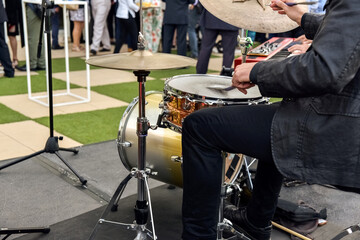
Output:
[0,137,87,185]
[0,226,50,240]
[88,172,155,240]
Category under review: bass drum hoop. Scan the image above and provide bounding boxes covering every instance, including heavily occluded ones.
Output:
[117,91,161,171]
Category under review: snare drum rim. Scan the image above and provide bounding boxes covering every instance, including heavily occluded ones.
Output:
[164,74,265,103]
[117,91,163,171]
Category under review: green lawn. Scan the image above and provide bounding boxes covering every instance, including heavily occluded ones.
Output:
[1,55,281,145]
[35,107,128,144]
[0,103,29,124]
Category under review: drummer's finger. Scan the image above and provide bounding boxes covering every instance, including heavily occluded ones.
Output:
[288,45,301,52]
[237,88,248,95]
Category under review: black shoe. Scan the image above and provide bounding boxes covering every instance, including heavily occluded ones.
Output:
[224,204,272,240]
[15,65,32,71]
[99,48,110,52]
[4,71,14,78]
[90,49,97,55]
[36,66,46,71]
[52,45,64,50]
[16,65,45,72]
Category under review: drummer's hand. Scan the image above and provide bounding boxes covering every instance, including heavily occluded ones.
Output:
[269,0,306,26]
[294,34,307,43]
[288,42,311,54]
[232,62,256,95]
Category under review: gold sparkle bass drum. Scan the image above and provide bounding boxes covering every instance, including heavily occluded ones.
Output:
[117,92,244,188]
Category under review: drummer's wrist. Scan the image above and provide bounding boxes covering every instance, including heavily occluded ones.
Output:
[249,63,260,84]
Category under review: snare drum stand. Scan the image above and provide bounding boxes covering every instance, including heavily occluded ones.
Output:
[217,29,253,240]
[88,53,157,240]
[217,155,251,240]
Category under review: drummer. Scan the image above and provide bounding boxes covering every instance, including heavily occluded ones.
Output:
[181,0,360,240]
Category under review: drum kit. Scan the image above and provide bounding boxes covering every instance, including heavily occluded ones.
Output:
[86,0,303,239]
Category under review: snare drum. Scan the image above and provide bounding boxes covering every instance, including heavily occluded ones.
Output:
[161,74,268,131]
[117,92,244,187]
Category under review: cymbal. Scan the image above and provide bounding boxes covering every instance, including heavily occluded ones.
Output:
[199,0,308,33]
[86,50,196,71]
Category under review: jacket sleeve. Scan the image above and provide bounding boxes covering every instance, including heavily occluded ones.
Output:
[301,13,324,40]
[250,0,360,98]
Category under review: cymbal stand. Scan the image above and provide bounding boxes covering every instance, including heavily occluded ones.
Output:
[88,68,157,240]
[88,34,157,238]
[217,29,253,240]
[237,29,253,64]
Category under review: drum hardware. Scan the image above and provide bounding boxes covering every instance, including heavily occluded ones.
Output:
[118,141,132,148]
[89,70,159,240]
[160,74,268,133]
[87,2,195,236]
[170,156,183,163]
[216,30,259,240]
[238,30,253,65]
[218,156,252,240]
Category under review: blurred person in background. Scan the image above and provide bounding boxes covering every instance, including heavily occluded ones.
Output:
[17,3,45,71]
[138,0,163,52]
[69,2,86,52]
[196,9,238,74]
[5,0,23,68]
[113,0,139,53]
[162,0,194,56]
[0,0,14,77]
[187,0,202,59]
[51,4,64,50]
[90,0,111,55]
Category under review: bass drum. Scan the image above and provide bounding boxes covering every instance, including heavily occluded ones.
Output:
[117,92,243,188]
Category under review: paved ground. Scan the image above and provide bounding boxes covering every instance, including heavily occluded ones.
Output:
[1,140,360,240]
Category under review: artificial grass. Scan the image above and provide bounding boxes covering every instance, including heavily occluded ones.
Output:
[0,74,80,96]
[34,107,128,144]
[148,66,197,80]
[51,57,100,73]
[92,67,198,103]
[92,80,165,103]
[1,51,281,147]
[0,103,30,124]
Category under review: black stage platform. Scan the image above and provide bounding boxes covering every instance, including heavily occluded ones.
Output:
[13,184,360,240]
[1,140,358,240]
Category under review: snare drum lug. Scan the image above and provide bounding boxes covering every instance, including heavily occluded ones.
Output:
[171,155,183,163]
[118,141,132,147]
[150,125,158,130]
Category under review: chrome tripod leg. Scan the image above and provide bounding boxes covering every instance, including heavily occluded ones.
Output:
[218,153,252,240]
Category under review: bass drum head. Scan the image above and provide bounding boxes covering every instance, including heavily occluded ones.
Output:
[117,92,243,187]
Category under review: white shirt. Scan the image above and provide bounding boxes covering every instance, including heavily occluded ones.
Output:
[115,0,140,19]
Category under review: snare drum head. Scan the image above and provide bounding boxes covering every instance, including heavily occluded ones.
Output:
[165,74,262,100]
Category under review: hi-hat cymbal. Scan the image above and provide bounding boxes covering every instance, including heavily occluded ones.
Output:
[86,50,196,71]
[199,0,308,33]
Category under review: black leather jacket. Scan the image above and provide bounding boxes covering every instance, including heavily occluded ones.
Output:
[250,0,360,188]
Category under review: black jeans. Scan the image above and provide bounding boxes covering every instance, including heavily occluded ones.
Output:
[114,14,138,54]
[182,103,284,240]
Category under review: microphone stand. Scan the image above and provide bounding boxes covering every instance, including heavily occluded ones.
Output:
[0,0,87,186]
